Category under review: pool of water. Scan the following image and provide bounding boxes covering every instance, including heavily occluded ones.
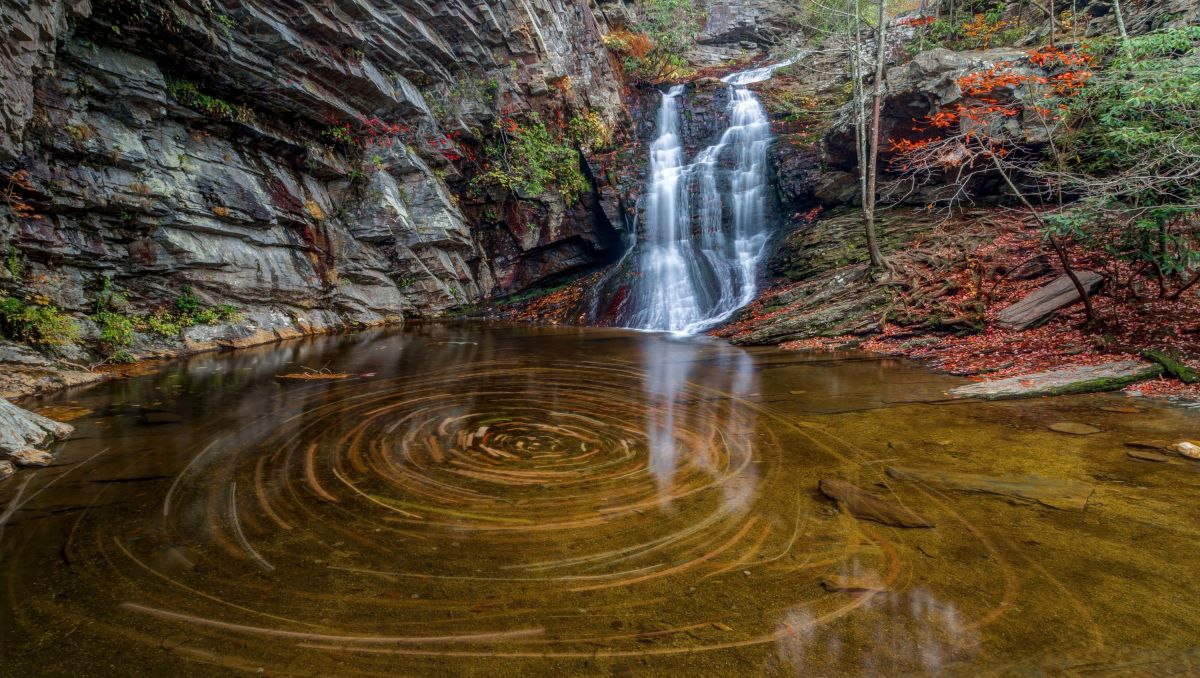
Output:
[2,323,1198,676]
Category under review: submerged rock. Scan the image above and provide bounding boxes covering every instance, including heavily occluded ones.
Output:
[948,361,1163,400]
[817,478,935,528]
[886,466,1094,511]
[1125,440,1172,450]
[0,460,14,481]
[1127,449,1171,463]
[820,575,887,594]
[1048,422,1102,435]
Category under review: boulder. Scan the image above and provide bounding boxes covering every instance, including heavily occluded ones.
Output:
[996,272,1105,330]
[948,361,1163,400]
[0,397,73,475]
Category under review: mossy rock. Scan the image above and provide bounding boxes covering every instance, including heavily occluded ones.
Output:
[948,361,1164,400]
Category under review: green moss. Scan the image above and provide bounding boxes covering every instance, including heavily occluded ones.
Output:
[1142,350,1198,384]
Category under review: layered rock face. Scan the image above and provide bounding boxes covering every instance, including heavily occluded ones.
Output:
[1,0,626,350]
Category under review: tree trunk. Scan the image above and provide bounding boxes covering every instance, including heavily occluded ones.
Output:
[863,0,888,271]
[988,152,1097,323]
[1112,0,1131,52]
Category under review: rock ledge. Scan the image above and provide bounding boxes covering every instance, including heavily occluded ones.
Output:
[948,360,1163,400]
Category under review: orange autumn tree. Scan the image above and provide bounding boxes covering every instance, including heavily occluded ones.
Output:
[888,44,1100,321]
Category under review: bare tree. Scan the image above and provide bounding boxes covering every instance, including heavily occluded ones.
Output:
[862,0,889,271]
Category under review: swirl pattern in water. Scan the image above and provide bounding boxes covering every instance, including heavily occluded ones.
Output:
[3,325,1200,675]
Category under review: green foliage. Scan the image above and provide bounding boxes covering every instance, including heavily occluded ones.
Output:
[0,291,80,346]
[175,286,202,315]
[904,4,1021,54]
[215,13,236,35]
[165,78,254,123]
[474,117,588,203]
[636,0,703,56]
[91,276,134,351]
[139,309,185,338]
[566,110,612,152]
[94,310,135,346]
[1050,27,1200,294]
[5,247,22,278]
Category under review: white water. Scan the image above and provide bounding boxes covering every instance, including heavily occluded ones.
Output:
[622,60,794,334]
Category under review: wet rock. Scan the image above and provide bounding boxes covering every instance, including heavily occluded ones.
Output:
[0,460,14,482]
[1127,449,1170,463]
[817,478,935,528]
[0,397,73,477]
[886,466,1094,511]
[947,361,1163,400]
[1170,442,1200,460]
[1125,440,1172,450]
[996,272,1105,331]
[1049,422,1101,435]
[4,447,55,467]
[1100,405,1142,414]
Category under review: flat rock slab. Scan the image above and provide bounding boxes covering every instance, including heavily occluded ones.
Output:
[997,271,1104,330]
[948,361,1163,400]
[818,478,935,528]
[886,466,1094,511]
[1049,422,1101,435]
[1127,449,1170,463]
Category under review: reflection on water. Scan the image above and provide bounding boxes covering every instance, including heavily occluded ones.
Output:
[642,335,758,511]
[1,323,1199,676]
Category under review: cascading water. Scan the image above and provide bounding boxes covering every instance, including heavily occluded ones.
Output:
[621,59,796,334]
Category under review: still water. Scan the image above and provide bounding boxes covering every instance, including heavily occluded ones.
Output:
[2,323,1198,676]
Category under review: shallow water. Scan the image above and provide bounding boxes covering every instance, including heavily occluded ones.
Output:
[2,323,1199,676]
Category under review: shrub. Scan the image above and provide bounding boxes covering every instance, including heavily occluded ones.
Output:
[567,109,612,152]
[175,286,202,315]
[165,78,254,123]
[94,310,135,346]
[474,117,588,203]
[0,291,80,346]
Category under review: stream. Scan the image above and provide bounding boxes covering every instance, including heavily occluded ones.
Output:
[2,323,1199,675]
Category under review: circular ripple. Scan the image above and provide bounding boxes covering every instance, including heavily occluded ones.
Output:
[3,352,1025,674]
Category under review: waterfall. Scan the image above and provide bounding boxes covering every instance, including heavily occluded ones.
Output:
[621,60,795,335]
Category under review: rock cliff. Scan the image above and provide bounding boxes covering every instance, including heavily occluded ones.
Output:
[1,0,627,359]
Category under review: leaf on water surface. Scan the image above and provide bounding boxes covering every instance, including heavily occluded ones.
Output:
[711,622,733,632]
